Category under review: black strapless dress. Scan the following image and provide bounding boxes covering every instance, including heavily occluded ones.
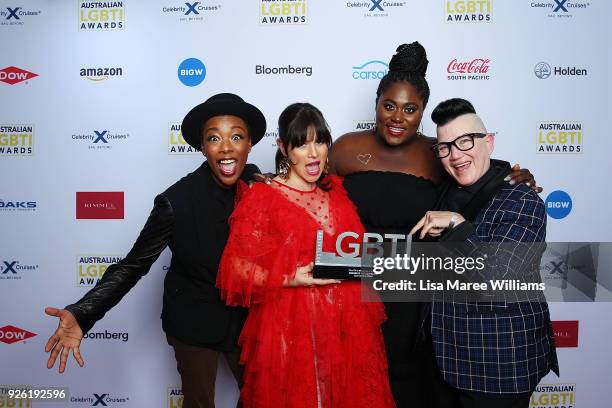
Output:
[343,171,439,408]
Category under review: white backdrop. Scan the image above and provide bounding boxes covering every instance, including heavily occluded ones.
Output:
[1,1,611,407]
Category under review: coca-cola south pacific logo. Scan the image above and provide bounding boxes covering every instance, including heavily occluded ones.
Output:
[447,58,491,81]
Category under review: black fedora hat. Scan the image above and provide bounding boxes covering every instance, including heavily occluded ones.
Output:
[181,93,266,150]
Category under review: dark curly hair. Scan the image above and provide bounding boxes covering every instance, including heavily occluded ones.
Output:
[376,42,430,108]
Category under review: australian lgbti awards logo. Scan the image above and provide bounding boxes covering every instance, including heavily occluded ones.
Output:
[0,66,38,85]
[76,192,124,219]
[352,60,388,80]
[447,58,491,80]
[162,1,221,21]
[545,190,572,220]
[353,120,375,132]
[168,122,198,155]
[445,0,491,22]
[167,387,183,408]
[345,1,408,18]
[260,0,308,25]
[80,66,123,81]
[0,124,33,155]
[0,325,36,344]
[531,0,591,18]
[531,383,576,408]
[79,0,125,31]
[0,260,39,281]
[71,129,130,150]
[552,320,579,347]
[0,6,42,26]
[77,255,123,286]
[537,121,582,153]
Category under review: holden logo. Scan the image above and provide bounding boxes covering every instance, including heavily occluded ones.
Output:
[0,325,37,344]
[0,66,38,85]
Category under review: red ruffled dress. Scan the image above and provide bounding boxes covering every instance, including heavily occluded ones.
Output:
[218,176,395,408]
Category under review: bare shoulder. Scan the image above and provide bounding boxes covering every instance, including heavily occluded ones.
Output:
[331,131,372,152]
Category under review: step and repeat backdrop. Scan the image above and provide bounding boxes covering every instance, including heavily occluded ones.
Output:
[1,1,611,407]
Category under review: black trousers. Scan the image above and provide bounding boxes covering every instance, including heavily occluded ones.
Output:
[426,348,532,408]
[167,335,243,408]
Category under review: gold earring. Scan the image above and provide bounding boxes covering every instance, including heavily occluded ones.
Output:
[279,156,291,180]
[323,157,329,176]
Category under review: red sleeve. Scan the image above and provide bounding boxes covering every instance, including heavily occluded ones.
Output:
[217,184,302,307]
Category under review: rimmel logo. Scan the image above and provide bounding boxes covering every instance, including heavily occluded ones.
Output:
[552,320,579,347]
[0,66,38,85]
[76,192,124,219]
[0,325,37,344]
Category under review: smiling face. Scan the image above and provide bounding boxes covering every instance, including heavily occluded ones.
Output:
[436,113,494,187]
[375,81,425,146]
[201,115,251,188]
[282,125,329,190]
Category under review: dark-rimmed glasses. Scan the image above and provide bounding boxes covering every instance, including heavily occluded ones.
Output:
[431,133,487,159]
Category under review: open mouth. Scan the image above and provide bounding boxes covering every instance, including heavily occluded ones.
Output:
[386,125,406,137]
[305,161,321,176]
[453,161,471,173]
[218,159,238,176]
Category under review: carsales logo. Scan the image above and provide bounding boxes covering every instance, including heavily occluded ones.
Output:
[447,58,491,80]
[76,192,124,219]
[0,325,37,344]
[0,66,38,85]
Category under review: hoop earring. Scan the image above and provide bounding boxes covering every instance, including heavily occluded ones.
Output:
[279,156,291,180]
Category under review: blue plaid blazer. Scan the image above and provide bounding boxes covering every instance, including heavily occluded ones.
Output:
[430,164,559,394]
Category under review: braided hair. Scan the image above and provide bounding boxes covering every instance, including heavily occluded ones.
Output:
[376,42,430,108]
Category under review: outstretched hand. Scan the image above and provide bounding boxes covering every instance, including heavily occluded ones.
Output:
[44,307,84,373]
[284,262,341,287]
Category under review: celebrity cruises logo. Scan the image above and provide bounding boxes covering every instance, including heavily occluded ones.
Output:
[0,124,33,155]
[79,0,125,31]
[76,192,124,219]
[0,66,37,85]
[447,58,491,80]
[345,1,408,18]
[0,6,42,26]
[0,260,39,281]
[260,0,308,25]
[445,0,491,22]
[71,129,130,150]
[531,0,591,18]
[162,1,221,22]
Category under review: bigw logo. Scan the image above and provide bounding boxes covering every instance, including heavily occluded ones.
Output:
[0,325,37,344]
[0,66,38,85]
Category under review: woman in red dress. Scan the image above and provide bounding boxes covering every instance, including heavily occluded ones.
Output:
[217,103,395,408]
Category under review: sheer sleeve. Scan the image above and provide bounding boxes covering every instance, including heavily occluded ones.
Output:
[217,184,302,307]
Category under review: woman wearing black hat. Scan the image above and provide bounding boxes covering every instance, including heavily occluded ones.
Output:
[44,93,267,408]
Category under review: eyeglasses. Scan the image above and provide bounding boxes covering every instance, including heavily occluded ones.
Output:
[431,133,487,159]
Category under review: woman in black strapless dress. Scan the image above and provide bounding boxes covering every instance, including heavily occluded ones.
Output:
[329,42,537,408]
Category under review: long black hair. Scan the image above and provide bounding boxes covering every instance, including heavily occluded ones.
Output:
[275,103,332,189]
[376,41,430,108]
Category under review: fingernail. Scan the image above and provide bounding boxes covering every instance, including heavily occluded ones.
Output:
[503,176,511,181]
[509,180,516,185]
[526,182,531,186]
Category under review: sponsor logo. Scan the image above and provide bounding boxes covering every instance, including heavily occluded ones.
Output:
[445,0,491,22]
[551,320,579,348]
[0,124,33,155]
[70,393,130,406]
[545,190,572,219]
[534,61,587,79]
[0,199,37,212]
[83,329,129,342]
[0,66,38,85]
[353,120,375,132]
[530,383,576,408]
[260,0,308,25]
[76,192,124,219]
[0,260,39,280]
[345,1,408,18]
[77,255,122,286]
[531,0,591,18]
[0,385,33,407]
[255,64,312,77]
[177,58,206,87]
[162,1,221,21]
[537,121,582,153]
[352,60,388,80]
[167,387,183,408]
[0,325,36,344]
[71,129,130,150]
[79,1,125,31]
[447,58,491,80]
[80,67,123,81]
[0,6,42,26]
[168,122,198,155]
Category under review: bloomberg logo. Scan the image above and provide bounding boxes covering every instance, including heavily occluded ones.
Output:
[352,60,388,80]
[545,190,572,219]
[534,61,587,79]
[178,58,206,86]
